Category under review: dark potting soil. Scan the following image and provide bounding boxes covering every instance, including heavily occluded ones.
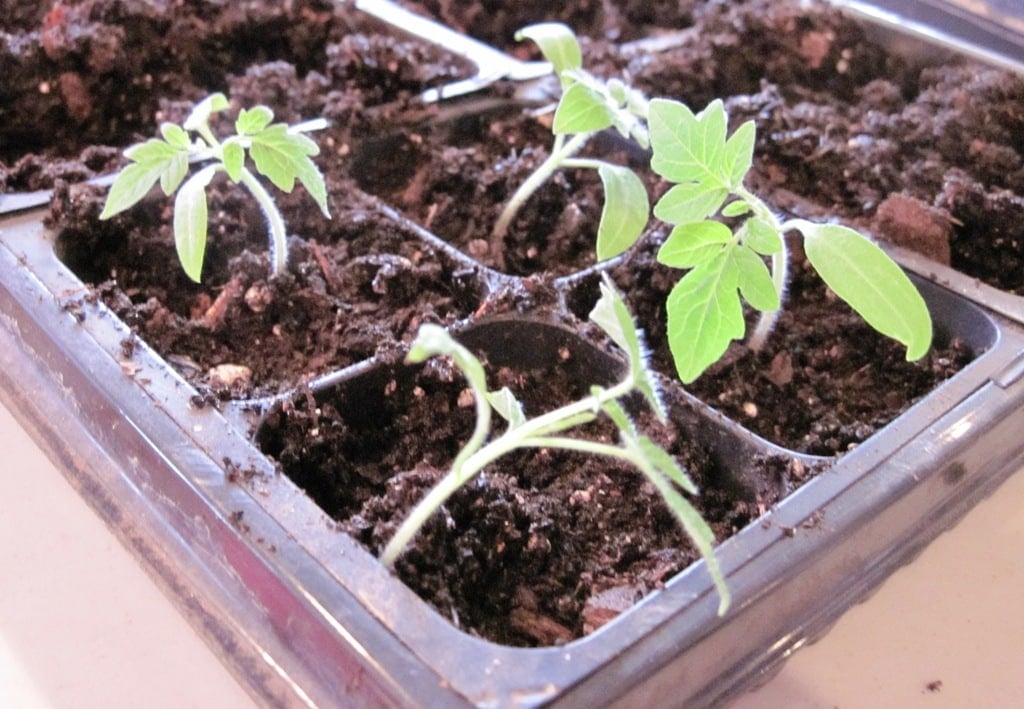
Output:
[1,0,1018,644]
[50,177,485,400]
[8,1,1024,290]
[400,0,702,49]
[0,0,472,184]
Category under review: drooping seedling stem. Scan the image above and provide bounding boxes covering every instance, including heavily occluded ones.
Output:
[382,277,731,615]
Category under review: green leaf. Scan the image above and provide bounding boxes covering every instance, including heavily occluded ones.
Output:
[649,98,729,188]
[160,122,191,149]
[100,161,167,219]
[249,125,330,218]
[589,275,640,359]
[123,137,181,163]
[552,82,616,135]
[721,200,751,218]
[487,387,526,429]
[221,140,246,182]
[236,105,274,136]
[595,163,649,261]
[743,217,783,255]
[643,467,730,614]
[665,249,745,383]
[515,23,582,84]
[732,245,780,312]
[183,92,229,132]
[589,276,665,420]
[599,396,637,436]
[653,182,729,225]
[100,137,191,219]
[723,119,756,188]
[657,220,732,269]
[173,165,218,282]
[793,221,933,360]
[160,151,190,195]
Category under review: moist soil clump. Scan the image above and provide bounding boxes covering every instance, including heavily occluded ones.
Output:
[1,0,471,188]
[51,177,483,399]
[400,0,702,51]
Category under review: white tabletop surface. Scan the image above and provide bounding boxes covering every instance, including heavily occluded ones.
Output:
[1,392,1022,708]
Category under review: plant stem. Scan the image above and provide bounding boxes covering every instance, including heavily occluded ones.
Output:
[193,124,221,154]
[238,168,289,276]
[736,186,790,352]
[380,375,634,566]
[490,131,593,271]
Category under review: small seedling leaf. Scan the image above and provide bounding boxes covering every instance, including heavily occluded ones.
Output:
[653,181,729,225]
[160,123,191,149]
[743,216,783,255]
[589,277,635,359]
[102,134,192,218]
[657,220,732,269]
[596,162,649,261]
[665,249,745,383]
[553,82,616,135]
[721,200,751,218]
[236,105,274,136]
[645,469,730,614]
[723,119,756,188]
[487,387,526,429]
[160,151,190,195]
[406,324,489,395]
[795,221,933,360]
[649,98,729,188]
[515,23,582,83]
[123,137,181,164]
[183,92,229,131]
[733,245,780,312]
[221,140,245,182]
[636,435,698,495]
[249,125,330,217]
[100,162,167,219]
[599,397,637,436]
[173,165,218,282]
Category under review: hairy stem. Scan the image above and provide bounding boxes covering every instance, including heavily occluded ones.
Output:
[238,168,289,276]
[490,131,593,271]
[736,186,790,352]
[193,124,221,154]
[747,246,789,351]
